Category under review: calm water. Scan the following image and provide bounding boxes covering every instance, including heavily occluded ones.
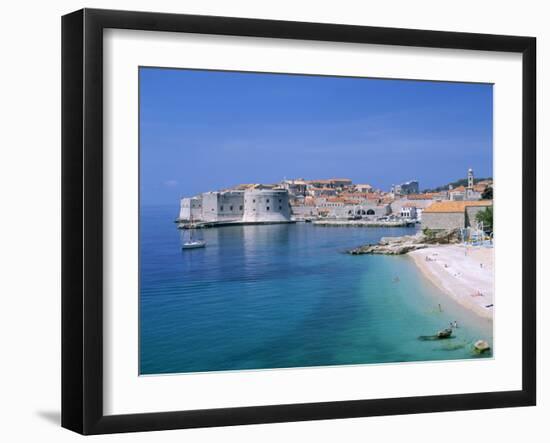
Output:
[140,205,493,375]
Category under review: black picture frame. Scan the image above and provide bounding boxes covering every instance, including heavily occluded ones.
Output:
[62,8,536,435]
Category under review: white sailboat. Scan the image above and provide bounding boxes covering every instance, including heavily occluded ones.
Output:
[182,215,206,249]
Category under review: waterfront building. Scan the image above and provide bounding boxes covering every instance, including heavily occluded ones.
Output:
[405,197,437,221]
[399,202,418,220]
[316,201,390,219]
[421,200,492,231]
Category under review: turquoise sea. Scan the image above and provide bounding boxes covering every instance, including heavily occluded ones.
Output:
[140,205,493,375]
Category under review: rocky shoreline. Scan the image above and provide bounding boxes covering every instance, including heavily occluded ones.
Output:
[348,228,461,255]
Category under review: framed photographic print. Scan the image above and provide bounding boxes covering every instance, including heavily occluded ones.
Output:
[61,8,536,435]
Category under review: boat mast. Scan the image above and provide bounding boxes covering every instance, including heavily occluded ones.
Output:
[189,212,194,241]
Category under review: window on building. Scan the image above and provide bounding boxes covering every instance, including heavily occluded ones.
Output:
[230,206,233,211]
[239,205,243,210]
[279,206,282,210]
[220,205,224,211]
[253,199,255,203]
[266,199,270,203]
[367,209,375,215]
[279,199,282,203]
[266,206,270,211]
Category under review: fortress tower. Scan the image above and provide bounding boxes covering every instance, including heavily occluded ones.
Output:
[242,189,291,223]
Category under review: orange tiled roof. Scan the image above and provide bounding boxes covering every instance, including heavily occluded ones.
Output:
[450,186,466,192]
[406,193,436,200]
[423,200,492,213]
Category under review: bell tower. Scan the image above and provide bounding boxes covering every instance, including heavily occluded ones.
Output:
[467,168,474,190]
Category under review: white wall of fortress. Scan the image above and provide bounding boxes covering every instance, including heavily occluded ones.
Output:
[201,191,244,222]
[242,189,291,223]
[179,189,292,223]
[179,196,202,221]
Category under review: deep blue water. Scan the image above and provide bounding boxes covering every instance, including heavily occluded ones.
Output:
[140,205,492,375]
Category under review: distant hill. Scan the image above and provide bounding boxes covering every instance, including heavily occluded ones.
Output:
[422,177,492,193]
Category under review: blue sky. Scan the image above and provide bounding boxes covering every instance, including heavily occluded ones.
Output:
[140,68,493,205]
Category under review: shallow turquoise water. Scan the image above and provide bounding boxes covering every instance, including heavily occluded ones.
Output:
[140,205,493,375]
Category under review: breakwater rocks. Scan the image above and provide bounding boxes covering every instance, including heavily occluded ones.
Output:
[348,228,461,255]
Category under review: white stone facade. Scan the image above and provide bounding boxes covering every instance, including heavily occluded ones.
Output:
[201,191,245,222]
[400,206,418,219]
[242,189,291,223]
[179,196,203,221]
[319,203,390,219]
[421,212,466,230]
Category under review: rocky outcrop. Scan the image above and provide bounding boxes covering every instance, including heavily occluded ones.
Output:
[348,228,461,255]
[473,339,491,354]
[348,242,427,255]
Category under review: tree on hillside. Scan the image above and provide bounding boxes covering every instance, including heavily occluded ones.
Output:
[422,177,493,193]
[476,206,493,233]
[481,186,493,199]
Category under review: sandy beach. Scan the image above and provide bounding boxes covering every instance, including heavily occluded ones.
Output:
[409,245,494,320]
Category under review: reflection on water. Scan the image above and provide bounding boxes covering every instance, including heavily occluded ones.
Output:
[140,205,492,375]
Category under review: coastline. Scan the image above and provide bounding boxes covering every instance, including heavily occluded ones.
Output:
[408,245,494,321]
